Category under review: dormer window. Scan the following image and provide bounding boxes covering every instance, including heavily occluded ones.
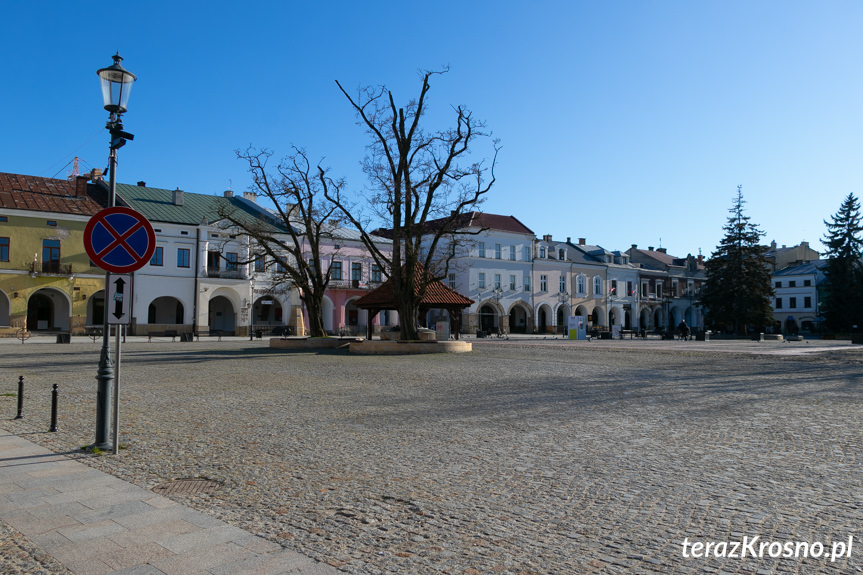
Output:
[558,248,565,260]
[539,246,546,259]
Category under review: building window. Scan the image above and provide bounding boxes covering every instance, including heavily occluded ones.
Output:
[47,220,57,227]
[627,281,634,296]
[41,239,60,273]
[0,216,7,222]
[804,296,812,308]
[448,273,456,289]
[255,256,266,272]
[610,280,618,295]
[0,237,8,262]
[150,246,163,266]
[478,272,486,289]
[351,262,362,281]
[510,274,517,290]
[177,248,190,268]
[540,275,548,292]
[577,275,586,295]
[478,242,486,258]
[523,246,531,261]
[494,273,501,289]
[225,252,238,271]
[371,264,382,282]
[804,279,811,287]
[180,230,189,236]
[789,280,796,288]
[539,246,546,259]
[331,261,343,280]
[641,282,649,297]
[790,297,797,309]
[276,257,288,273]
[207,251,220,272]
[509,246,516,261]
[776,297,783,309]
[306,258,315,276]
[495,243,502,259]
[775,281,782,288]
[524,275,531,291]
[559,275,566,293]
[594,276,602,296]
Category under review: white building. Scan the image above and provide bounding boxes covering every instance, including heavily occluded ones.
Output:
[772,260,826,334]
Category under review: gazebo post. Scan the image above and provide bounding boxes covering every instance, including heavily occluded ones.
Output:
[367,310,378,339]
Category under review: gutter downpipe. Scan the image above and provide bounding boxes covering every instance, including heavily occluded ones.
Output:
[193,227,200,334]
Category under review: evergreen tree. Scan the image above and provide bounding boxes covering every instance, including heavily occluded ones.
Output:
[701,186,774,335]
[821,193,863,332]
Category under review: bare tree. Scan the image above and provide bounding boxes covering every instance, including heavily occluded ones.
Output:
[325,69,498,340]
[219,146,343,337]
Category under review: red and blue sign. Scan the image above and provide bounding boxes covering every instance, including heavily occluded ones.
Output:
[84,206,156,274]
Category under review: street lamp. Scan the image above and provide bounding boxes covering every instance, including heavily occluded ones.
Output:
[93,53,136,450]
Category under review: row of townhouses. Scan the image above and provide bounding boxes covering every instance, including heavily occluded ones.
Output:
[0,171,825,338]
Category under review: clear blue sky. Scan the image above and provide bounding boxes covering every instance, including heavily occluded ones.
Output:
[3,1,862,259]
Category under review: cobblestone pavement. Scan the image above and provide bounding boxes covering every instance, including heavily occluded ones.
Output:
[1,337,863,574]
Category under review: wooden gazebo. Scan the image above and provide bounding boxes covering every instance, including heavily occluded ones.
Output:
[354,273,474,340]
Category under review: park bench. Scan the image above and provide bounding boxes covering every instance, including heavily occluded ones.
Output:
[195,330,222,342]
[148,329,178,343]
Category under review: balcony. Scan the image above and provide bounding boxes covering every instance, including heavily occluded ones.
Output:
[328,279,382,290]
[206,267,246,279]
[30,262,72,276]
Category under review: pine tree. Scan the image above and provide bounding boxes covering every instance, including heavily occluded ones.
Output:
[701,186,774,335]
[821,193,863,332]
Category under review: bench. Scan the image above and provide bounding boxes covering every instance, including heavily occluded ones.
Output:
[148,329,178,343]
[85,326,103,343]
[195,330,222,342]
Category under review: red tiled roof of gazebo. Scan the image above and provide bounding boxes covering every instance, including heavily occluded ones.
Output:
[355,273,474,310]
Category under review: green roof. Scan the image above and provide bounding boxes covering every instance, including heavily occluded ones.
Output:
[115,183,286,232]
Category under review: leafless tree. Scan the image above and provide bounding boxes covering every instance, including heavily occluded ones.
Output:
[219,146,343,337]
[325,69,499,340]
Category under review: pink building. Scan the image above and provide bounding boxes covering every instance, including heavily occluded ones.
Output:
[304,229,397,335]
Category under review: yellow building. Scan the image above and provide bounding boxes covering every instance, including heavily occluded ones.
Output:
[0,173,108,337]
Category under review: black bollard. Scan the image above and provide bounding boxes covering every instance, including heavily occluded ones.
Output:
[15,376,23,419]
[49,384,58,432]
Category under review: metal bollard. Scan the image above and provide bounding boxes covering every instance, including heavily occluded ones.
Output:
[49,384,58,432]
[15,376,24,419]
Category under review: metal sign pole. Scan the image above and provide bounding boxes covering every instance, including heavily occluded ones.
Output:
[112,323,121,455]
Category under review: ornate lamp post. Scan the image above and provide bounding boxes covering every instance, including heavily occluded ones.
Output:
[93,53,136,450]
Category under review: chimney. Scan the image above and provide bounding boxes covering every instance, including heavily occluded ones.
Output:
[697,254,704,264]
[89,168,103,181]
[801,241,809,249]
[223,190,233,198]
[543,234,552,242]
[243,191,257,203]
[137,181,146,187]
[567,237,571,243]
[648,246,654,251]
[631,244,637,250]
[172,188,184,206]
[657,248,667,254]
[74,175,88,197]
[770,240,777,250]
[578,238,586,245]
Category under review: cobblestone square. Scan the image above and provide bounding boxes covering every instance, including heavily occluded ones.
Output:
[2,338,862,574]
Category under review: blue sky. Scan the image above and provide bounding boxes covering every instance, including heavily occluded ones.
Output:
[3,1,862,259]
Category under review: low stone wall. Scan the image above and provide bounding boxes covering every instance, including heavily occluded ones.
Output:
[269,337,359,350]
[349,340,471,355]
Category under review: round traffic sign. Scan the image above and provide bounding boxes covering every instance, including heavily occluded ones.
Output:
[84,206,156,273]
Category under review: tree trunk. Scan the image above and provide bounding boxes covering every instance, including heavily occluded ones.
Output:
[304,295,327,338]
[398,299,420,341]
